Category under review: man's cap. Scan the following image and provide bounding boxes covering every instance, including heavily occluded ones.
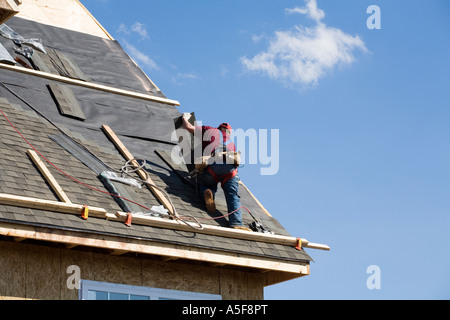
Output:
[218,123,232,131]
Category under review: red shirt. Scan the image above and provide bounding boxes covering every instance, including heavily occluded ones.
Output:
[196,125,236,157]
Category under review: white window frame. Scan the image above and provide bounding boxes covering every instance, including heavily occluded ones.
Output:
[79,280,222,301]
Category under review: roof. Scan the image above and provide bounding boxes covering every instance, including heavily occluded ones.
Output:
[0,14,313,274]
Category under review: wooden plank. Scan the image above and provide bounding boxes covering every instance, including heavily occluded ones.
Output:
[0,192,329,251]
[0,221,308,274]
[27,149,72,204]
[110,249,128,256]
[0,193,106,217]
[114,211,330,251]
[101,124,178,218]
[0,64,180,106]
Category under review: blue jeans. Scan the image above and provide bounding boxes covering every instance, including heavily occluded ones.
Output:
[199,164,243,227]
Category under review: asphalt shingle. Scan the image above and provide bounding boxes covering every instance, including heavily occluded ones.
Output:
[0,17,312,264]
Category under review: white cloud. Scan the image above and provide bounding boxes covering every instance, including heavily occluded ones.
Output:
[220,65,229,76]
[131,22,150,40]
[117,22,150,40]
[172,72,198,84]
[251,33,265,43]
[122,39,158,70]
[241,0,368,88]
[178,73,197,79]
[285,0,325,22]
[117,23,130,35]
[117,22,155,69]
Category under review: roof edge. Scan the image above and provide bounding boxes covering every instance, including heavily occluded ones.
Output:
[0,220,310,275]
[0,192,329,251]
[75,0,114,40]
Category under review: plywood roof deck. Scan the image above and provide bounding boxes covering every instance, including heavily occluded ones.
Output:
[16,0,113,40]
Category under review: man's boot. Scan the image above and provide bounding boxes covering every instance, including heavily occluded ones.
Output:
[203,189,216,214]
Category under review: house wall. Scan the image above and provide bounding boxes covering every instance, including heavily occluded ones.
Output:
[16,0,112,39]
[0,240,265,300]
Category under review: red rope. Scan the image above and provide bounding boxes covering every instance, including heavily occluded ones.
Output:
[0,107,151,211]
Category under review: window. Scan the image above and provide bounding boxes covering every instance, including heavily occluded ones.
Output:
[79,280,222,301]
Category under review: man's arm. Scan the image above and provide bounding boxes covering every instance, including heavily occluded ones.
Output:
[182,113,195,134]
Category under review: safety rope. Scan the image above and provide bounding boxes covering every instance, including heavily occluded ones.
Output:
[0,104,255,231]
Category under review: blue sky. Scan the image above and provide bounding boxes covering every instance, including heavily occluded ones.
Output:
[81,0,450,299]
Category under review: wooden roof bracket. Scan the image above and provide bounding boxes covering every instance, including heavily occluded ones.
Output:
[101,124,179,218]
[27,149,72,204]
[0,64,180,106]
[0,193,107,217]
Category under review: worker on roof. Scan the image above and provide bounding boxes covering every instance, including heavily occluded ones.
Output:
[182,113,251,231]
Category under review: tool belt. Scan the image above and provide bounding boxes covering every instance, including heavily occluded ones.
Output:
[194,151,241,173]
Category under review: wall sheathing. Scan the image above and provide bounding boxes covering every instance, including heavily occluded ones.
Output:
[0,240,265,300]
